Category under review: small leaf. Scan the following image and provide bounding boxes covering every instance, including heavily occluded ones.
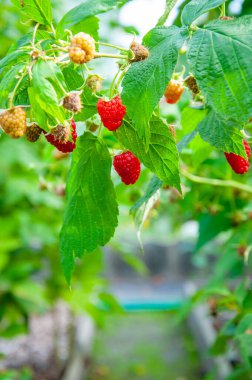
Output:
[122,26,188,148]
[11,0,52,25]
[188,16,252,124]
[131,176,162,215]
[130,176,162,233]
[32,60,66,124]
[116,116,181,191]
[60,132,119,283]
[0,63,25,108]
[181,0,226,26]
[198,110,246,157]
[69,16,100,41]
[56,0,128,38]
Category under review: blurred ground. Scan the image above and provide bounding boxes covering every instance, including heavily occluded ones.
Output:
[87,312,201,380]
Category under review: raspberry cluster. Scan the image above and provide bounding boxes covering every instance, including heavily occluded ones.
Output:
[0,107,26,138]
[113,151,141,185]
[97,95,126,131]
[69,32,95,64]
[164,79,185,104]
[224,140,251,174]
[45,120,77,153]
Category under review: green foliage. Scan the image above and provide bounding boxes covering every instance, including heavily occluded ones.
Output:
[181,0,226,25]
[188,17,252,125]
[11,0,53,25]
[116,116,181,190]
[122,26,188,147]
[60,132,118,283]
[1,2,252,376]
[56,0,129,37]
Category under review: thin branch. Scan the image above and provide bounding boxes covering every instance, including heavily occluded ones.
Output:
[181,168,252,194]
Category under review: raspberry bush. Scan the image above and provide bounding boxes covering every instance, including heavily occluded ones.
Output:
[0,0,251,287]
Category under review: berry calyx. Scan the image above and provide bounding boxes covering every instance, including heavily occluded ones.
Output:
[224,140,250,174]
[63,92,82,113]
[97,95,126,131]
[45,120,77,153]
[113,151,141,185]
[164,79,185,104]
[130,41,149,62]
[26,124,43,142]
[69,32,95,63]
[0,107,26,138]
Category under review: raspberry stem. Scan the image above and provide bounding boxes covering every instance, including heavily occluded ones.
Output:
[97,42,129,53]
[32,23,40,48]
[220,3,226,17]
[8,67,28,108]
[94,52,128,60]
[182,169,252,194]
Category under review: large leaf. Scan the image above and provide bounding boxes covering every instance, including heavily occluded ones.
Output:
[60,132,119,283]
[181,0,226,26]
[198,110,246,157]
[11,0,52,25]
[56,0,128,37]
[188,16,252,124]
[116,116,181,191]
[121,26,188,148]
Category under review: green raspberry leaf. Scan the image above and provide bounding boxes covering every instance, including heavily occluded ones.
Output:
[0,63,25,108]
[181,0,226,26]
[60,132,119,284]
[131,176,162,234]
[198,110,246,157]
[56,0,129,38]
[32,60,67,125]
[116,116,181,192]
[188,16,252,124]
[121,26,188,148]
[11,0,52,25]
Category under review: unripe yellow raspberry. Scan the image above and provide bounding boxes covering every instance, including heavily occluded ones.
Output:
[69,46,86,64]
[70,32,95,63]
[0,107,26,138]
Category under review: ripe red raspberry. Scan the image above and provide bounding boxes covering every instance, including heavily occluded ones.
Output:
[224,140,250,174]
[63,92,82,113]
[0,107,26,138]
[130,41,149,62]
[164,79,185,104]
[70,32,95,63]
[113,151,141,185]
[45,120,77,153]
[97,95,126,131]
[26,124,43,142]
